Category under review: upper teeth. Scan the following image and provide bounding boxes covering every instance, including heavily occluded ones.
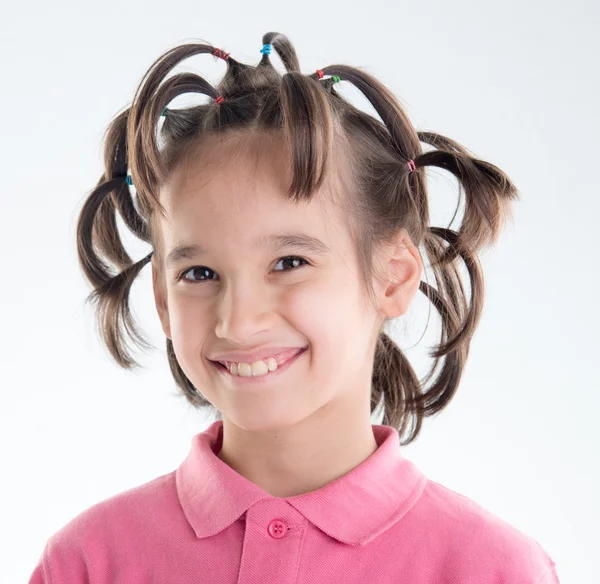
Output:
[223,358,279,377]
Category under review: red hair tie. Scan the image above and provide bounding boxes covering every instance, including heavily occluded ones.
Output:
[212,48,230,60]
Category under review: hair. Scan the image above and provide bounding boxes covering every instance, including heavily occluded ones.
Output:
[76,31,519,445]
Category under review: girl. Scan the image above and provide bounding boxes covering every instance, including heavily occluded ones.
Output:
[29,32,559,583]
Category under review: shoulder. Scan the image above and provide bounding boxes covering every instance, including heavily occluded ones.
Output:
[53,470,176,540]
[38,471,177,577]
[415,478,559,583]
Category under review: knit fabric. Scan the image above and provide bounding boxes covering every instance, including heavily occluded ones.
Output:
[29,420,559,583]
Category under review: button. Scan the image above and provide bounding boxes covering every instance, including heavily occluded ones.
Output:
[267,519,289,539]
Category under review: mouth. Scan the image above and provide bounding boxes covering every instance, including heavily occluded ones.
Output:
[209,347,308,385]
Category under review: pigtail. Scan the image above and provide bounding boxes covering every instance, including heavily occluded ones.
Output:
[416,132,519,258]
[258,32,301,72]
[76,106,155,370]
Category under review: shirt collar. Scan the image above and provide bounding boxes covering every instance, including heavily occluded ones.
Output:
[176,420,427,546]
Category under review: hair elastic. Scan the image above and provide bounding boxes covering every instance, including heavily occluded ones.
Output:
[212,48,230,60]
[317,69,341,83]
[407,159,416,172]
[316,69,341,85]
[260,44,272,55]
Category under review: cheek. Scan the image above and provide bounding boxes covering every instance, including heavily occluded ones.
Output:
[285,293,336,348]
[168,298,209,357]
[292,284,354,332]
[298,285,368,363]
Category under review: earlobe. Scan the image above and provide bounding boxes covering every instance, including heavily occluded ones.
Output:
[151,260,172,340]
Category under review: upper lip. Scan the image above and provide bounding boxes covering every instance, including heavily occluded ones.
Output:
[209,346,307,364]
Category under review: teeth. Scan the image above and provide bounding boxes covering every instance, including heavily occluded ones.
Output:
[228,357,279,377]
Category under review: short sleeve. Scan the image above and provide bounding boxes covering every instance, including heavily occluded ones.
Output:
[27,546,48,584]
[27,532,89,584]
[534,541,560,584]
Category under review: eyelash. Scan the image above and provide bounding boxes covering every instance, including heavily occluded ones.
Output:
[175,256,310,284]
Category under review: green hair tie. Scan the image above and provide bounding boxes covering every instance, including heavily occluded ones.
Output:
[331,75,341,83]
[161,107,168,116]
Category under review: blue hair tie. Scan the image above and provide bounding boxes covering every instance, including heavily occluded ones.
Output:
[126,175,133,186]
[260,44,272,55]
[161,107,168,116]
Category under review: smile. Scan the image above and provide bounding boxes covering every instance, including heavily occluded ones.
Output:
[210,347,307,385]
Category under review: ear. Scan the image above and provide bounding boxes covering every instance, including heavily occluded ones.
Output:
[377,229,423,320]
[152,257,172,340]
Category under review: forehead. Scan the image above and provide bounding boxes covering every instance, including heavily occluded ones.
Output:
[157,131,351,258]
[173,132,297,207]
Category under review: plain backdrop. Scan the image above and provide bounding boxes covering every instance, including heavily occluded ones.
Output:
[1,1,598,582]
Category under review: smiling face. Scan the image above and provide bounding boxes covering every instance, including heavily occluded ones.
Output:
[151,130,386,431]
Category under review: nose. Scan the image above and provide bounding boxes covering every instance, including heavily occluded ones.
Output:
[214,279,274,341]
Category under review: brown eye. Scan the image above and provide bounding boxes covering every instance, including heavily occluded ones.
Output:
[179,266,216,283]
[273,256,308,271]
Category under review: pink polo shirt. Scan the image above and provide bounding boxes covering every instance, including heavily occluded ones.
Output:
[29,420,559,583]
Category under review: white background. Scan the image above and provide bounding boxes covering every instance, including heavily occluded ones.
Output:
[2,1,598,582]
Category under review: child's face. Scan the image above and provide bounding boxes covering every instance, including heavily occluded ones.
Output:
[152,132,387,431]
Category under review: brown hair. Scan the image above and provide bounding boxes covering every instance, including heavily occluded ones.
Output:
[76,31,519,445]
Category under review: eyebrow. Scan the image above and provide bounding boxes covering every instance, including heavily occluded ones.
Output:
[166,232,331,268]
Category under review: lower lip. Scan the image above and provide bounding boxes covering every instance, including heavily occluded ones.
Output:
[210,348,307,386]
